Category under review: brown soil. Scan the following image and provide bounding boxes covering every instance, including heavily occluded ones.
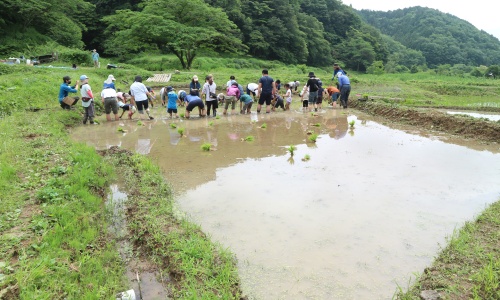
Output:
[350,100,500,143]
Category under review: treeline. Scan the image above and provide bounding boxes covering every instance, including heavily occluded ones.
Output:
[357,6,500,68]
[2,0,500,73]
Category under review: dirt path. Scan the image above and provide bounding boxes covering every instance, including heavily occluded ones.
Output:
[350,100,500,143]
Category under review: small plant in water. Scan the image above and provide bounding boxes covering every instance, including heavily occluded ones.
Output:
[117,127,126,133]
[216,115,221,119]
[177,127,185,136]
[349,120,355,128]
[137,120,144,126]
[208,121,214,126]
[201,143,212,151]
[179,112,185,118]
[242,135,254,142]
[308,133,319,143]
[260,123,267,129]
[287,145,297,156]
[302,154,311,161]
[170,123,177,129]
[312,123,321,127]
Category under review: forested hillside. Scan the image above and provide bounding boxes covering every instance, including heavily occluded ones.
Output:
[357,6,500,68]
[2,0,500,72]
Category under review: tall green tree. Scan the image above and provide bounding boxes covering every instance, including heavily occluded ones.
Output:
[103,0,246,69]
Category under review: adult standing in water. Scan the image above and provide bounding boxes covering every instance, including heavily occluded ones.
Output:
[257,69,275,113]
[202,75,217,117]
[306,72,320,112]
[190,75,201,96]
[332,63,346,79]
[338,73,351,109]
[129,75,155,120]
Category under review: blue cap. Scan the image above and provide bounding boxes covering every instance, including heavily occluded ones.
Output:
[80,75,89,80]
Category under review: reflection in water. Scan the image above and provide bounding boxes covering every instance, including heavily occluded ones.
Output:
[72,107,500,299]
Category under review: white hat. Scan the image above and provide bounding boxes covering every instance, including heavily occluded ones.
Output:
[193,75,198,81]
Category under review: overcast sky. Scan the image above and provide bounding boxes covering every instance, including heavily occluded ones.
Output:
[342,0,500,40]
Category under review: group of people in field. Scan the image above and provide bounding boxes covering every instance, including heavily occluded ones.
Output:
[57,63,351,124]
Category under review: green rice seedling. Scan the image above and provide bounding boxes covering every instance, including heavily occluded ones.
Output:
[312,123,321,127]
[137,120,144,126]
[216,115,221,119]
[208,121,214,126]
[349,120,355,128]
[243,135,254,142]
[179,112,185,118]
[302,154,311,161]
[308,133,319,143]
[170,123,177,129]
[177,127,185,136]
[201,143,212,151]
[287,145,297,156]
[260,123,267,129]
[117,127,126,133]
[93,119,100,124]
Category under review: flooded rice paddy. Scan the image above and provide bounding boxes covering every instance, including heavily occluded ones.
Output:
[73,106,500,299]
[445,110,500,121]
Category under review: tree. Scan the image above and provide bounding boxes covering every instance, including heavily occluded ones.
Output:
[366,61,384,75]
[103,0,246,69]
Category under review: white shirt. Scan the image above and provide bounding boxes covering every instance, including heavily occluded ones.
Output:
[247,83,259,96]
[202,82,217,101]
[101,88,117,99]
[130,81,149,101]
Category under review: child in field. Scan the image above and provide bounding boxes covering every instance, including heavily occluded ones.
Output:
[299,84,310,112]
[239,93,253,114]
[271,94,285,111]
[326,86,340,108]
[177,90,187,107]
[284,83,292,110]
[165,86,178,118]
[117,92,136,119]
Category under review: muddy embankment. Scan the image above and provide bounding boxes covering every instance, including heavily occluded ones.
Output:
[350,100,500,143]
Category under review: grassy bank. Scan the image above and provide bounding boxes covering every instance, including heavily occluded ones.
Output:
[0,64,242,298]
[0,110,125,298]
[397,200,500,299]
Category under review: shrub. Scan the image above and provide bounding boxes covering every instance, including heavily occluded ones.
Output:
[58,49,92,65]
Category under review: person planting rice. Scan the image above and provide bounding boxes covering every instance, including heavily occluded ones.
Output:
[271,94,285,111]
[184,90,206,118]
[326,85,340,108]
[284,83,292,110]
[165,86,178,119]
[239,93,253,114]
[116,92,136,119]
[129,75,154,120]
[224,81,240,115]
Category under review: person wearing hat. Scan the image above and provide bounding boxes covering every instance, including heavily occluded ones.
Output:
[226,75,236,88]
[58,75,80,109]
[190,75,201,96]
[129,75,154,120]
[332,63,346,79]
[92,49,99,68]
[337,73,351,109]
[224,81,241,115]
[165,86,179,118]
[101,83,120,122]
[184,90,206,118]
[103,74,116,90]
[306,71,320,112]
[80,75,97,124]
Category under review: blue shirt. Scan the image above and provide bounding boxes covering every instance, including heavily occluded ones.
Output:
[189,82,201,96]
[167,91,178,109]
[103,82,115,90]
[58,83,77,102]
[338,75,350,89]
[333,69,346,79]
[258,75,274,94]
[92,52,99,61]
[185,94,201,103]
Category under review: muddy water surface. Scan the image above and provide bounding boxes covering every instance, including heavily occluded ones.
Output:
[445,110,500,121]
[74,107,500,299]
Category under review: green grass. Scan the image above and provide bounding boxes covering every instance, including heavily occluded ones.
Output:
[0,111,124,298]
[398,200,500,299]
[102,150,242,299]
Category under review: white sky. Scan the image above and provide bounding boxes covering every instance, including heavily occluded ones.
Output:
[342,0,500,40]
